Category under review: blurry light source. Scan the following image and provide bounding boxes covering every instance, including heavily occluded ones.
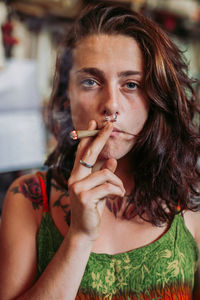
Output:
[0,59,46,172]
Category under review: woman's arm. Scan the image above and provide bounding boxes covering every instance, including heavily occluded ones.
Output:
[0,121,125,300]
[0,175,39,299]
[0,178,93,300]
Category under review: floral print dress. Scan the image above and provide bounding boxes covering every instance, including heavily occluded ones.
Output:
[37,212,199,300]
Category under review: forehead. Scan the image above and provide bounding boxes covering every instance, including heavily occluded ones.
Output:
[71,34,143,72]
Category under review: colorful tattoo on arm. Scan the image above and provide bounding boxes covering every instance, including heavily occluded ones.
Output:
[11,177,43,210]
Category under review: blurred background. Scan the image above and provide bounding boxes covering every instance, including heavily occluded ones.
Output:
[0,0,200,214]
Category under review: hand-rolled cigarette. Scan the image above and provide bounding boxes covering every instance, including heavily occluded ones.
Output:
[70,130,100,140]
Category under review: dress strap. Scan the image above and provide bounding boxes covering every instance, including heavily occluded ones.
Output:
[37,170,51,213]
[46,167,52,207]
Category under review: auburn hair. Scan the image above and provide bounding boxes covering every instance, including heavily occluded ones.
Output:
[45,3,200,225]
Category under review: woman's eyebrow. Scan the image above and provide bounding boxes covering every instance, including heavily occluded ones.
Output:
[75,68,105,80]
[75,68,142,79]
[118,70,142,78]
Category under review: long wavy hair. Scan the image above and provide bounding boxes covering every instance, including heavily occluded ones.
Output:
[45,3,200,225]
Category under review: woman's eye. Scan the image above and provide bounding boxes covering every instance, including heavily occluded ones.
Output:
[125,82,138,90]
[81,79,97,88]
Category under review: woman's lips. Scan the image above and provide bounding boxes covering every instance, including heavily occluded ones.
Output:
[110,128,122,137]
[110,128,136,137]
[98,125,135,137]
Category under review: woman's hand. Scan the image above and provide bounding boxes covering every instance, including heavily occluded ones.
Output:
[68,120,125,241]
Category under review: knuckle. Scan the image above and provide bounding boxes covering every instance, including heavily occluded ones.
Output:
[67,177,73,189]
[79,191,87,204]
[69,182,80,195]
[101,169,110,177]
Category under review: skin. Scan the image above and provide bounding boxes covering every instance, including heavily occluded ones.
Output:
[68,34,149,218]
[68,34,149,163]
[0,33,199,300]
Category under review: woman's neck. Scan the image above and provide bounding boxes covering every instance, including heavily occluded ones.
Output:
[105,154,135,218]
[105,194,135,218]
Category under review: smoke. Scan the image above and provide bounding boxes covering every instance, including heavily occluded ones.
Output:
[51,106,77,146]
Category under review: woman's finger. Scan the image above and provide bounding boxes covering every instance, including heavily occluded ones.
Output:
[69,120,97,183]
[75,120,97,163]
[70,168,125,196]
[83,182,124,206]
[71,121,113,182]
[81,122,113,165]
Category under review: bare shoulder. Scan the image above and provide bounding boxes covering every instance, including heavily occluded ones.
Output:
[183,210,200,244]
[0,171,46,299]
[0,171,47,254]
[3,171,46,222]
[8,172,45,206]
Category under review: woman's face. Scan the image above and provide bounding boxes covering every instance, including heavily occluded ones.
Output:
[68,34,148,160]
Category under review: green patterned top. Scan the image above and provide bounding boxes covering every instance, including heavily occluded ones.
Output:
[37,212,199,299]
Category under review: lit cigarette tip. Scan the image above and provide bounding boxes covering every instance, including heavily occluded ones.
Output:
[70,130,78,140]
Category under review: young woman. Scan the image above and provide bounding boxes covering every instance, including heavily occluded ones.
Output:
[0,3,200,300]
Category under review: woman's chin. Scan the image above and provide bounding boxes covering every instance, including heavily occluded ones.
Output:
[98,143,131,161]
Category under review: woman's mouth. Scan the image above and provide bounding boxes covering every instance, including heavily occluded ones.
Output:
[110,128,121,137]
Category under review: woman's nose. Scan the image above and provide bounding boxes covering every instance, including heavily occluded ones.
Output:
[100,84,120,116]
